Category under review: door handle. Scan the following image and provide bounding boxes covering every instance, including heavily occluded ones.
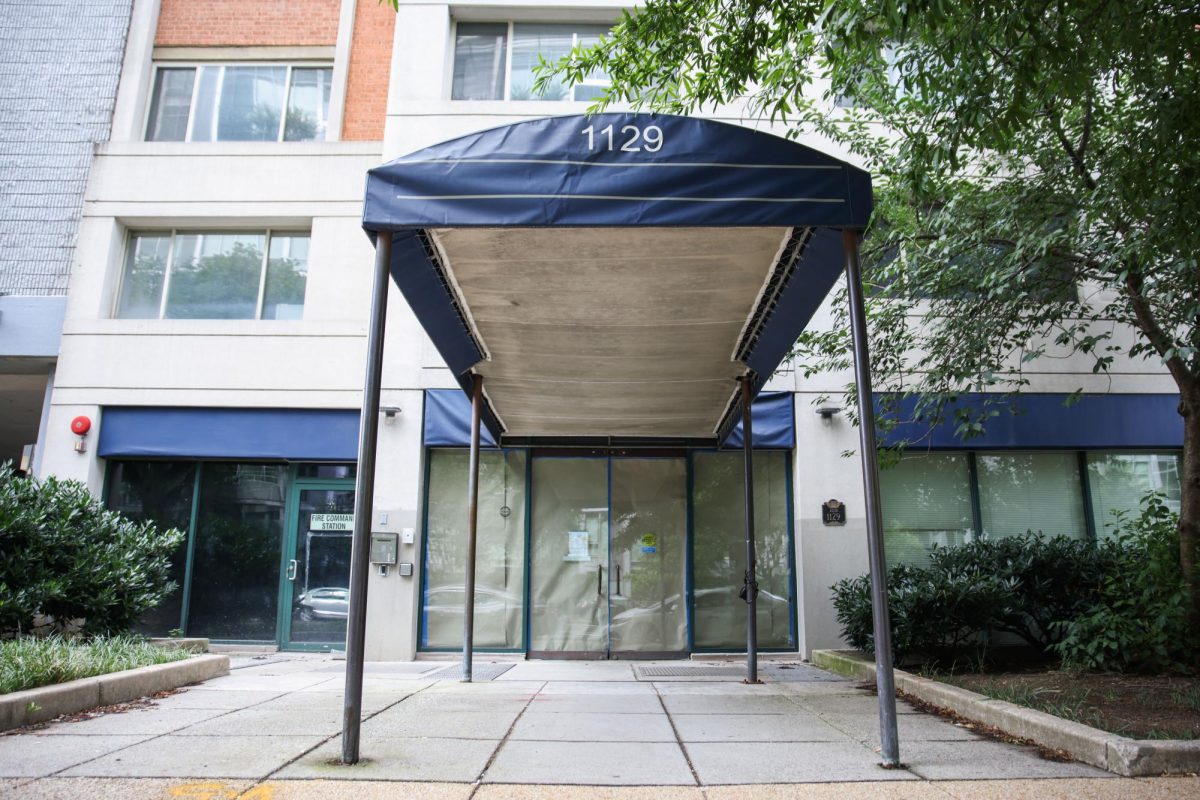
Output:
[597,564,604,596]
[287,559,298,581]
[615,564,622,596]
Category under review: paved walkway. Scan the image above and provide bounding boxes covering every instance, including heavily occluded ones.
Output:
[2,655,1198,799]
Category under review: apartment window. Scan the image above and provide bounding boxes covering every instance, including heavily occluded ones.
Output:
[146,65,332,142]
[451,22,610,101]
[1086,452,1183,538]
[116,230,309,320]
[881,449,1183,565]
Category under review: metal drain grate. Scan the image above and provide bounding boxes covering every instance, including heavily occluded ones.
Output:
[637,665,746,678]
[426,662,515,681]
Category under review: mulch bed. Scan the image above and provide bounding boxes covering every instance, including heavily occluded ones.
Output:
[935,670,1200,740]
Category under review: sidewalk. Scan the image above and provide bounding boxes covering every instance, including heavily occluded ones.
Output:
[1,655,1197,798]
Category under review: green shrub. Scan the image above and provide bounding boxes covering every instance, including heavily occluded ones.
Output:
[1051,496,1191,673]
[0,466,184,636]
[926,533,1118,651]
[832,496,1190,672]
[833,562,1018,666]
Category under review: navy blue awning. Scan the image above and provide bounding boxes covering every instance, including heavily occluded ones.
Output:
[98,407,360,461]
[364,113,871,445]
[877,393,1183,450]
[423,388,794,449]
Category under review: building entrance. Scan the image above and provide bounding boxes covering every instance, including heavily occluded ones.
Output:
[528,455,687,658]
[281,484,355,649]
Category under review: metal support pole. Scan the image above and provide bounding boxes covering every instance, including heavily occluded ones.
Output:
[843,228,901,767]
[740,376,760,684]
[341,231,391,765]
[462,374,483,682]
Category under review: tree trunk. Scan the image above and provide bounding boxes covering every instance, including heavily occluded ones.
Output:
[1179,387,1200,649]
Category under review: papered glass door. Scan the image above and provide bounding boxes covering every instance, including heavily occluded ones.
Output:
[284,486,354,648]
[609,458,687,655]
[529,458,609,655]
[528,456,687,657]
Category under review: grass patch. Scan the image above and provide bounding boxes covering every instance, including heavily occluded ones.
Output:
[0,635,189,694]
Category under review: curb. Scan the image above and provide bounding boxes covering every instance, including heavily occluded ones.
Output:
[0,653,229,732]
[812,649,1200,777]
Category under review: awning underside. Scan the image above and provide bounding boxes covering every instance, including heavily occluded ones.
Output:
[431,226,791,438]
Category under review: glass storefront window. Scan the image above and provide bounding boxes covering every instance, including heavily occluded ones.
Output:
[692,451,793,650]
[880,453,974,567]
[105,461,197,636]
[423,450,527,649]
[1086,452,1182,538]
[187,464,288,641]
[977,452,1087,541]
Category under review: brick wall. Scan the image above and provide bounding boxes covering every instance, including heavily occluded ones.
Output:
[340,0,394,141]
[0,0,134,296]
[155,0,340,46]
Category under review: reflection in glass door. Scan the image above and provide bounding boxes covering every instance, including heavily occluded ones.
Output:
[528,456,686,658]
[285,487,354,647]
[609,458,687,655]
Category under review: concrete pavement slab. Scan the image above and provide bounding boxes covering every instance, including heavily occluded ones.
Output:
[474,786,704,800]
[424,680,544,695]
[255,779,474,799]
[58,734,328,779]
[398,693,533,714]
[198,674,337,693]
[902,740,1113,781]
[497,663,635,682]
[276,736,498,782]
[524,693,663,715]
[703,782,953,799]
[483,740,695,785]
[536,681,654,695]
[33,707,228,736]
[671,712,847,743]
[0,734,153,778]
[651,681,795,695]
[150,689,286,710]
[252,690,410,715]
[775,682,887,698]
[790,694,921,716]
[661,694,811,715]
[4,777,257,799]
[686,741,916,784]
[819,712,984,743]
[174,705,343,737]
[509,712,675,742]
[360,709,521,739]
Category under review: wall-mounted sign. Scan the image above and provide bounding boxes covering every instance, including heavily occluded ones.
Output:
[822,500,847,526]
[311,513,353,531]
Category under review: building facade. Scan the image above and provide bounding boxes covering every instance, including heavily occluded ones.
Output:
[33,0,1184,660]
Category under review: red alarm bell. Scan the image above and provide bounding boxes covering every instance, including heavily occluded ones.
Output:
[70,416,91,436]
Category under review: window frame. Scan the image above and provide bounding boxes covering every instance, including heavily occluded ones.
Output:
[144,61,334,143]
[449,20,611,102]
[114,227,311,321]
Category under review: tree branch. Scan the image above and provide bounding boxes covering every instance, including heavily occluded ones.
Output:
[1124,268,1191,386]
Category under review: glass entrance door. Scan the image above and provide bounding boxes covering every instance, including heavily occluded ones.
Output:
[283,486,355,648]
[528,456,687,658]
